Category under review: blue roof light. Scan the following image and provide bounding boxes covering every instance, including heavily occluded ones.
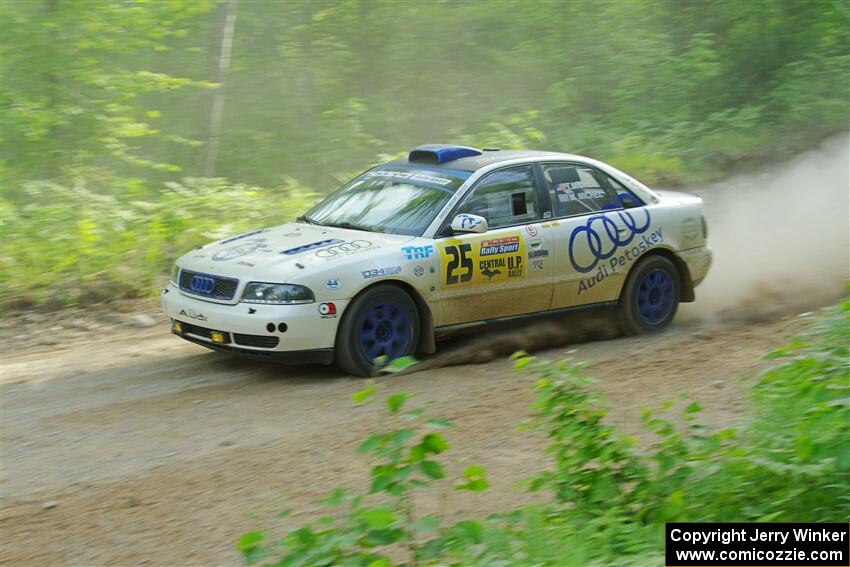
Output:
[408,144,482,165]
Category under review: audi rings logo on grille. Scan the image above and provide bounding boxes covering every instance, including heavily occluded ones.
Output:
[315,240,373,258]
[568,202,652,273]
[189,275,216,295]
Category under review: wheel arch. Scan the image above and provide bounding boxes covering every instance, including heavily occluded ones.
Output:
[620,248,695,303]
[342,279,436,355]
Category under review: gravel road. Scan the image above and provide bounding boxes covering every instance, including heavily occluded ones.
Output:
[0,308,811,566]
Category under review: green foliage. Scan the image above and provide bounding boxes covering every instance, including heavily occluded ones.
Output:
[2,1,848,306]
[505,300,850,562]
[238,387,476,565]
[240,300,849,565]
[521,357,648,515]
[0,178,315,307]
[2,0,848,193]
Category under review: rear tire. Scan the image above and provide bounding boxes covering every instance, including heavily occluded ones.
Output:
[617,255,680,336]
[335,284,420,377]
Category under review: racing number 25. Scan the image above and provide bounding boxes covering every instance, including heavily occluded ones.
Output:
[445,243,473,285]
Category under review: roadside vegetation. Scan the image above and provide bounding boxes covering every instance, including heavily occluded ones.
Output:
[238,298,850,565]
[1,0,848,308]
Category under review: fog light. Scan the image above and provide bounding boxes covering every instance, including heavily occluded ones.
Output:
[172,321,182,334]
[210,331,225,343]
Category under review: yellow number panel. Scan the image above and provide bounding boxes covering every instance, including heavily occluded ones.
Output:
[439,232,526,288]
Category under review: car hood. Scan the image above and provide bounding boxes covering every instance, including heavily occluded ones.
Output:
[177,222,416,280]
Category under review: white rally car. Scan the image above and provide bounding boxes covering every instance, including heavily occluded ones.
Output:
[162,145,712,376]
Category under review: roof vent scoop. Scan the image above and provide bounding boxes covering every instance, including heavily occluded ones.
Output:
[408,144,482,165]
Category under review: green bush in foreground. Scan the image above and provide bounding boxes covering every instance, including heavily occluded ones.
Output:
[0,178,315,307]
[239,300,849,566]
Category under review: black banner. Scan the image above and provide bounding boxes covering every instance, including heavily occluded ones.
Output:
[666,523,849,566]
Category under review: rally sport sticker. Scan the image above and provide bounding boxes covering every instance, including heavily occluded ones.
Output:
[439,232,526,288]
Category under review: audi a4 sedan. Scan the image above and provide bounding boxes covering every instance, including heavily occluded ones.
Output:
[162,144,712,376]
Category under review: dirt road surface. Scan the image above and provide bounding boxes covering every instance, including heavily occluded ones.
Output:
[2,134,847,566]
[0,306,815,567]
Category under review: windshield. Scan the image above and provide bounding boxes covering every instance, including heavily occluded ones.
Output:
[302,165,471,236]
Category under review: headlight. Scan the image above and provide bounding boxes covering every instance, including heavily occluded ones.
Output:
[241,282,315,304]
[171,264,181,283]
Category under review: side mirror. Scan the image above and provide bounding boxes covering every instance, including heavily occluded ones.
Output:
[451,213,488,234]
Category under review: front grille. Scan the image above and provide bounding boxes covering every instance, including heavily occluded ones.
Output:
[176,321,277,350]
[179,269,239,300]
[234,334,280,349]
[180,321,231,343]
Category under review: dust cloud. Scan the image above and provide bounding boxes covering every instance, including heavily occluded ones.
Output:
[680,132,850,322]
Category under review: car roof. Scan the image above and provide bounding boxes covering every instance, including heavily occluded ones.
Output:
[388,147,576,172]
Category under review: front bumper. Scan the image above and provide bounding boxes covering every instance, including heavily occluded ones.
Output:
[160,283,348,359]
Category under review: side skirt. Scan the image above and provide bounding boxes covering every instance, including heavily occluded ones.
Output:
[434,300,618,336]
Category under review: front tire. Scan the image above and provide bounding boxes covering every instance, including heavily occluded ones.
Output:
[335,284,420,377]
[617,255,680,336]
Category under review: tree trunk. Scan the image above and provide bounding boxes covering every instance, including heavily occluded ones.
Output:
[46,0,61,179]
[201,0,238,178]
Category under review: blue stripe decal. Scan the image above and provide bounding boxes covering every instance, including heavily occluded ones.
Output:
[281,238,344,255]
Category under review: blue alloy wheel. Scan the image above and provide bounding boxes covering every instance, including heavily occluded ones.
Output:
[636,268,674,326]
[358,301,412,362]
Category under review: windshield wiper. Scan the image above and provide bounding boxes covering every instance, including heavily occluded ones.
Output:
[296,215,319,225]
[321,221,373,232]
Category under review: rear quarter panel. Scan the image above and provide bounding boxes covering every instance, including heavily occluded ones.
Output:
[550,195,706,308]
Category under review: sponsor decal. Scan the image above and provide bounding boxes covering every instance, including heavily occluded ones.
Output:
[556,186,607,202]
[402,245,434,260]
[324,279,341,290]
[318,302,337,318]
[315,240,373,259]
[528,248,549,259]
[439,232,526,287]
[532,259,545,271]
[568,199,652,273]
[412,265,425,278]
[457,214,484,231]
[179,308,207,322]
[577,227,664,295]
[363,170,453,186]
[212,238,271,261]
[480,236,520,256]
[247,308,256,314]
[362,266,402,279]
[281,238,344,256]
[524,224,538,237]
[219,229,269,245]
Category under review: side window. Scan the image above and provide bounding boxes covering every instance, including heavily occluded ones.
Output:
[541,163,619,217]
[455,166,539,229]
